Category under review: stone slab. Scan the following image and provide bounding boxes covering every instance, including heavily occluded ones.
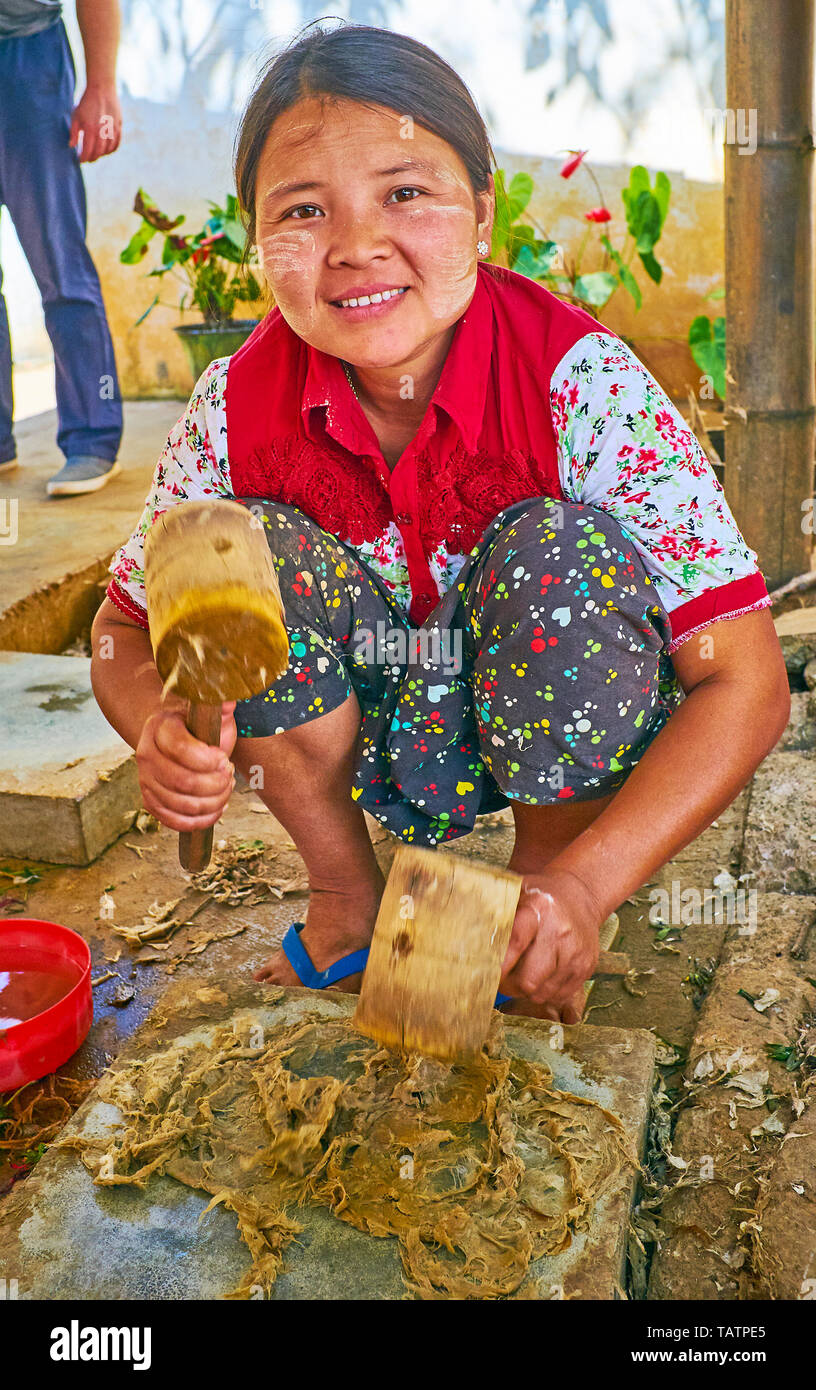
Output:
[647,892,816,1301]
[754,1093,816,1300]
[0,979,655,1301]
[0,652,140,865]
[741,751,816,893]
[778,692,816,752]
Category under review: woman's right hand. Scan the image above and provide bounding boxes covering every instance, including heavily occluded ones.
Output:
[135,701,238,831]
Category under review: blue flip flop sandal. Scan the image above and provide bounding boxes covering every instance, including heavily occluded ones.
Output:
[281,920,511,1007]
[281,922,370,989]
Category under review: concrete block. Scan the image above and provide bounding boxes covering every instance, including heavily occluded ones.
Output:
[0,981,655,1300]
[754,1094,816,1300]
[778,692,816,753]
[0,652,140,865]
[741,751,816,893]
[647,892,816,1300]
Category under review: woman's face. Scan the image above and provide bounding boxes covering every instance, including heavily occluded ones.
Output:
[253,96,494,371]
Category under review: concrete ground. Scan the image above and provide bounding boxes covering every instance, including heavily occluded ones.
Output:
[0,398,181,650]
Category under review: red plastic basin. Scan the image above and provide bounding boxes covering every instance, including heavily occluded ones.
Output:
[0,919,93,1091]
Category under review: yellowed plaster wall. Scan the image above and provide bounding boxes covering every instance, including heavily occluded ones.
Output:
[82,96,265,404]
[85,131,724,404]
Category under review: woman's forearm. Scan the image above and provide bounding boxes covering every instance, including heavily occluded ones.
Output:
[548,670,790,922]
[90,611,182,750]
[76,0,120,90]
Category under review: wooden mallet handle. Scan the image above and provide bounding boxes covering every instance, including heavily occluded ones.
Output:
[179,702,223,873]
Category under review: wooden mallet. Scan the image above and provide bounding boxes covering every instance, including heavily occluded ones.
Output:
[143,499,290,872]
[354,845,628,1061]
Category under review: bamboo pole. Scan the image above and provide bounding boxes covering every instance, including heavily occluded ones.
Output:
[724,0,816,588]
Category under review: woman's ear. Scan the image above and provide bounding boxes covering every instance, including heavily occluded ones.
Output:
[476,174,496,250]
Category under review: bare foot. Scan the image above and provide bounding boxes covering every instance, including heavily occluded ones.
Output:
[253,876,385,994]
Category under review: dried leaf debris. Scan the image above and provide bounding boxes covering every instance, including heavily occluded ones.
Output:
[110,839,308,970]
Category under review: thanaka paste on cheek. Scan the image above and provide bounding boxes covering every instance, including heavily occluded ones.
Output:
[393,202,482,320]
[257,228,321,331]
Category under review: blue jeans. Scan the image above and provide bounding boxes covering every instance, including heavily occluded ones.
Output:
[0,19,122,463]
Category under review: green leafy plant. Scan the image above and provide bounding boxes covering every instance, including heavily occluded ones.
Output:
[766,1042,807,1073]
[490,155,672,318]
[490,169,561,282]
[688,288,726,402]
[22,1142,47,1167]
[121,190,262,327]
[620,165,671,287]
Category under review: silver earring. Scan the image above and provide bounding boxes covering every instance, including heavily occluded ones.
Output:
[476,239,489,256]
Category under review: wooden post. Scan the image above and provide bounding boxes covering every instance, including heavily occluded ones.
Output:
[725,0,816,588]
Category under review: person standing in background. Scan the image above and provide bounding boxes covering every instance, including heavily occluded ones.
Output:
[0,0,123,495]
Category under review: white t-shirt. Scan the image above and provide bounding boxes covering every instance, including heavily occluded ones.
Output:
[0,0,62,40]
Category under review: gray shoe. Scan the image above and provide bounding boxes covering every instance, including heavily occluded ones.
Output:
[47,455,121,497]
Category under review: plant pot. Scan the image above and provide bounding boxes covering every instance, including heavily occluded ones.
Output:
[174,319,260,380]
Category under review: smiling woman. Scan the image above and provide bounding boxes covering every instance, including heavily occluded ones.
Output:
[91,19,789,1024]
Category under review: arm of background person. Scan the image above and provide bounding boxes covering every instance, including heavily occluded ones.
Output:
[70,0,122,162]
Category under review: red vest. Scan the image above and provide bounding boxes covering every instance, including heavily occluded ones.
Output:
[226,263,612,624]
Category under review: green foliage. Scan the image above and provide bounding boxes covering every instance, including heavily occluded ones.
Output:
[573,271,618,306]
[490,170,560,279]
[622,166,670,284]
[119,220,158,265]
[766,1042,805,1072]
[121,190,262,327]
[600,235,641,308]
[491,159,671,320]
[689,314,726,401]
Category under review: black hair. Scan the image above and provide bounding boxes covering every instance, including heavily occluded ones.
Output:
[233,18,509,284]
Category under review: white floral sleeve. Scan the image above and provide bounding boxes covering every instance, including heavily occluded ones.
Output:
[550,331,771,654]
[107,357,233,628]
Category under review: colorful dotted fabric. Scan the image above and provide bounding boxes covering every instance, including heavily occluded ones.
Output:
[235,496,683,846]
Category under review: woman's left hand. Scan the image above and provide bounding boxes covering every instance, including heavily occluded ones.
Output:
[499,866,605,1022]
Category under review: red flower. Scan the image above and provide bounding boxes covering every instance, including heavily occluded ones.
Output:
[560,150,588,179]
[585,206,612,223]
[191,232,226,268]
